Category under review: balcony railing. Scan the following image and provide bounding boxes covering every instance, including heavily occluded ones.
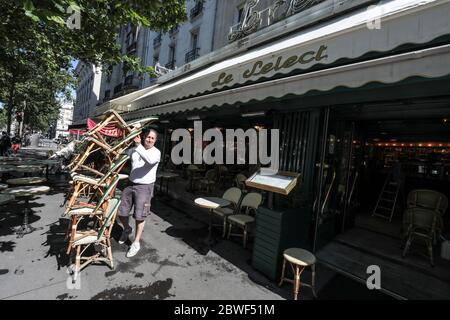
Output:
[113,83,122,94]
[127,42,137,53]
[124,75,133,86]
[153,34,162,47]
[185,47,200,63]
[190,1,204,20]
[165,60,176,70]
[228,0,327,42]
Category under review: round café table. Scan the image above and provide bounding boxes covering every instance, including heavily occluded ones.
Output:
[0,183,8,191]
[12,165,45,177]
[7,177,47,186]
[2,185,50,238]
[194,197,231,244]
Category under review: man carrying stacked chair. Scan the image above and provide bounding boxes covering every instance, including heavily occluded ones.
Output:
[63,110,158,281]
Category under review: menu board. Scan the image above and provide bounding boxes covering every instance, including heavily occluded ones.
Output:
[245,170,300,195]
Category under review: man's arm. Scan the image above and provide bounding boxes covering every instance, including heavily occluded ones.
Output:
[134,144,160,165]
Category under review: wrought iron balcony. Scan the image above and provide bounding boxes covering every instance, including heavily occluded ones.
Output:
[127,42,137,53]
[153,34,162,47]
[165,60,176,70]
[113,83,122,94]
[190,1,204,20]
[185,48,200,63]
[124,75,134,86]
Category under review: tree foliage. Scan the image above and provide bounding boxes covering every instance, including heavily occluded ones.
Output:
[0,0,186,134]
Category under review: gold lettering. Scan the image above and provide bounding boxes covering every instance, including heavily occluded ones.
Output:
[273,56,283,71]
[260,62,274,75]
[299,51,315,64]
[282,56,298,69]
[243,61,264,78]
[212,72,234,87]
[316,45,328,61]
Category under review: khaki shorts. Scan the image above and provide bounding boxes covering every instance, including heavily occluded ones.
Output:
[117,182,154,221]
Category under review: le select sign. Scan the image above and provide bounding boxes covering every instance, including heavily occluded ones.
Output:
[212,44,328,88]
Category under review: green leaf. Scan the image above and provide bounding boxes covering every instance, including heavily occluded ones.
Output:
[24,10,40,22]
[47,15,66,25]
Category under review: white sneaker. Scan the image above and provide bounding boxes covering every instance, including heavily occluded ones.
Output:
[118,227,132,244]
[126,242,140,258]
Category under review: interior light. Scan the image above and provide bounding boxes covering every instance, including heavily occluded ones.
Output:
[241,111,266,117]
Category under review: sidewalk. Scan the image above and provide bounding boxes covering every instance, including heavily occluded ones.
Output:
[0,175,290,300]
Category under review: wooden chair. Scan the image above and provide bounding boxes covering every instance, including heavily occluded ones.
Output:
[212,187,242,237]
[66,175,120,254]
[279,248,317,300]
[226,192,262,248]
[68,130,140,173]
[69,197,121,283]
[199,169,217,194]
[402,207,440,266]
[65,155,129,214]
[403,189,448,242]
[234,173,247,191]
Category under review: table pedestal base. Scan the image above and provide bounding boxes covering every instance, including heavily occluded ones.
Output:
[15,198,42,238]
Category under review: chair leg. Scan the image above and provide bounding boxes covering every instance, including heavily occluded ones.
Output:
[402,235,412,258]
[278,258,286,287]
[293,265,302,300]
[222,218,227,238]
[427,239,434,267]
[106,239,114,269]
[227,222,232,239]
[243,226,247,249]
[311,264,317,298]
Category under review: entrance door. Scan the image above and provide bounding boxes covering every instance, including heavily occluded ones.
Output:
[312,108,363,251]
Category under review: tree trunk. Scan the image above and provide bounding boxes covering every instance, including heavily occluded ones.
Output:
[6,80,16,135]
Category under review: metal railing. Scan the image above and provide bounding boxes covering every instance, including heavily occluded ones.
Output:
[165,60,176,70]
[153,34,162,47]
[185,47,200,63]
[190,1,204,20]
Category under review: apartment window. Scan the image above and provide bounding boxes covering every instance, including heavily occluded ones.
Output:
[238,7,244,23]
[166,45,176,69]
[185,32,200,63]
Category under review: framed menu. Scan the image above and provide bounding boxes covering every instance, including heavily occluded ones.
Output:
[245,170,300,195]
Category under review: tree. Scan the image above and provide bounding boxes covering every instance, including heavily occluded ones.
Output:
[0,0,186,133]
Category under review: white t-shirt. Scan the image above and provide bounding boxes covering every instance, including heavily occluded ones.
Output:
[127,144,161,184]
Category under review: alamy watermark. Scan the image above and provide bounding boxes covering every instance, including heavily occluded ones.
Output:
[66,7,81,30]
[366,5,384,30]
[171,121,280,174]
[366,265,381,290]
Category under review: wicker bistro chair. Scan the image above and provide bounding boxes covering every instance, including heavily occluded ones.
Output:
[68,130,140,173]
[65,174,121,254]
[69,197,121,284]
[64,154,129,214]
[226,192,263,248]
[199,169,217,194]
[234,173,247,191]
[402,207,441,266]
[403,189,448,242]
[212,187,243,237]
[68,115,158,173]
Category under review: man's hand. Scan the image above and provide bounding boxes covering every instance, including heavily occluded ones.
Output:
[134,135,141,145]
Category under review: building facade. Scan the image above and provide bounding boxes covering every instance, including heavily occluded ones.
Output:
[73,62,102,125]
[55,101,73,138]
[98,0,220,105]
